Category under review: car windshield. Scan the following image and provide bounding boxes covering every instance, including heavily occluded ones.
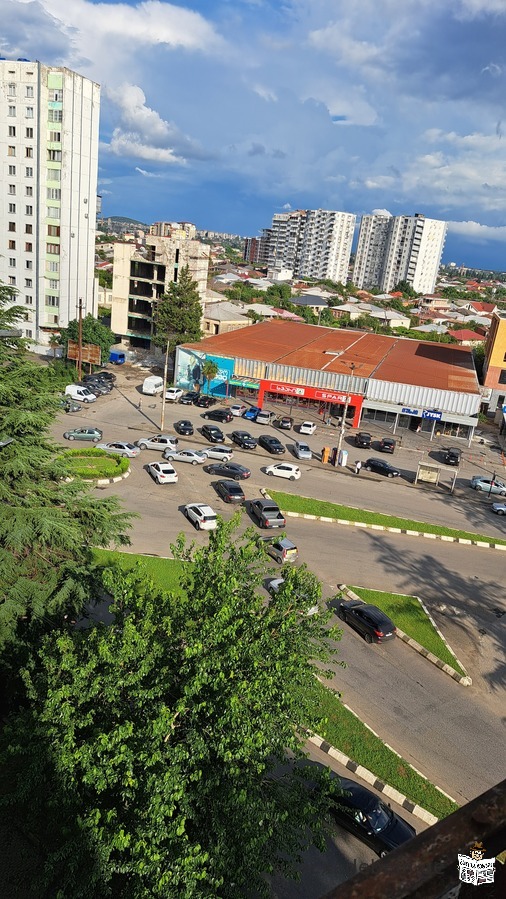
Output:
[364,802,393,832]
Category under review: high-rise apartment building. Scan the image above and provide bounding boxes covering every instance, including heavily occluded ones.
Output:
[243,229,271,266]
[0,60,100,346]
[353,212,447,294]
[149,221,197,240]
[263,208,355,282]
[110,235,210,350]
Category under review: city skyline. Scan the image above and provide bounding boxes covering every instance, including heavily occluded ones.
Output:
[3,1,506,270]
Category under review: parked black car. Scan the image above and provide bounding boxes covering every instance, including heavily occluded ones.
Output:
[174,419,194,436]
[206,462,251,480]
[364,458,400,478]
[201,424,224,443]
[441,447,462,466]
[214,479,246,504]
[180,391,199,405]
[338,599,396,644]
[83,371,116,384]
[203,408,233,423]
[78,380,111,395]
[329,777,416,856]
[378,437,396,454]
[231,430,257,450]
[355,432,372,448]
[258,434,285,454]
[195,395,214,408]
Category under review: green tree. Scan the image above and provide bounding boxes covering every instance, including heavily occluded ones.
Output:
[266,283,292,302]
[97,269,113,289]
[0,520,342,898]
[0,281,26,362]
[58,313,115,370]
[392,280,419,299]
[473,343,485,381]
[202,359,219,394]
[153,265,203,354]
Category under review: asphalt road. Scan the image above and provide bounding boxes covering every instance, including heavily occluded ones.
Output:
[53,378,506,803]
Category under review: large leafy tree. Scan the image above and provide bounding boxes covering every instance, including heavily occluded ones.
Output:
[0,519,342,898]
[154,265,203,353]
[58,313,115,369]
[0,281,26,362]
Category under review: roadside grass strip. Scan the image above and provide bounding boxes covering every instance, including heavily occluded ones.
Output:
[269,490,506,546]
[92,548,184,593]
[347,586,467,678]
[310,679,459,821]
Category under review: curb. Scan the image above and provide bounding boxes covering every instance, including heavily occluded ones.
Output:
[307,730,442,826]
[281,510,506,551]
[338,585,472,686]
[93,470,130,488]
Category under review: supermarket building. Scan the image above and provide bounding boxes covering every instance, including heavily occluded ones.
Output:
[177,321,482,442]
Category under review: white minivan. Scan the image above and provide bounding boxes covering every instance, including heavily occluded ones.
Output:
[142,375,164,395]
[65,384,97,403]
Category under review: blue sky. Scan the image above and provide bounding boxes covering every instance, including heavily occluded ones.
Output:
[3,0,506,270]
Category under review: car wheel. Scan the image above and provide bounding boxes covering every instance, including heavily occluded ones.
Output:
[476,485,484,491]
[338,610,346,621]
[166,455,174,461]
[204,414,209,419]
[139,443,147,450]
[500,491,506,497]
[184,508,189,518]
[192,460,198,465]
[92,437,99,443]
[195,521,200,530]
[68,435,75,440]
[387,472,394,478]
[365,465,372,471]
[497,509,505,515]
[379,850,389,859]
[267,470,274,476]
[122,453,129,458]
[289,475,296,481]
[365,633,373,644]
[234,475,242,481]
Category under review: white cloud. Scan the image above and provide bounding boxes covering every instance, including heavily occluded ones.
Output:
[252,84,278,102]
[108,129,185,164]
[135,167,163,178]
[447,220,506,242]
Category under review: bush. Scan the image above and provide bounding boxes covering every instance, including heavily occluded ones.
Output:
[61,449,130,480]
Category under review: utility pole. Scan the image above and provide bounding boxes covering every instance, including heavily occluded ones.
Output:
[160,337,170,432]
[336,362,356,456]
[77,297,83,382]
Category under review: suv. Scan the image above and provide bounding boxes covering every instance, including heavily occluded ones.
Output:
[378,437,396,454]
[195,395,214,408]
[355,432,372,448]
[262,537,298,564]
[442,447,462,466]
[201,424,224,443]
[202,408,233,423]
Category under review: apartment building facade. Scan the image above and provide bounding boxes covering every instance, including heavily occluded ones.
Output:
[0,60,100,347]
[110,235,210,350]
[483,310,506,413]
[263,208,355,282]
[354,213,447,294]
[149,221,197,240]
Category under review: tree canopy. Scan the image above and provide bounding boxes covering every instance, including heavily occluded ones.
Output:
[154,265,203,353]
[58,313,116,369]
[0,519,342,898]
[0,281,26,363]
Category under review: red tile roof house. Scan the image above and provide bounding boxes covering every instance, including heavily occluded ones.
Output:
[447,329,487,346]
[465,301,497,315]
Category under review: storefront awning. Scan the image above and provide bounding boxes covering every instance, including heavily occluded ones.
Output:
[229,379,260,389]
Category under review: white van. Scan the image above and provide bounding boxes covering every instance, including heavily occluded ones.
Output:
[65,384,97,404]
[142,376,164,395]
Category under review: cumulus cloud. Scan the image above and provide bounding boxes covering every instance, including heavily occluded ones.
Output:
[447,220,506,242]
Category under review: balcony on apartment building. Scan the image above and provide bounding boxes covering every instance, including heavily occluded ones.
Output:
[128,298,153,319]
[126,315,152,338]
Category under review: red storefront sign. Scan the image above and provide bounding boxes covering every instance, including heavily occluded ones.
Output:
[259,380,363,427]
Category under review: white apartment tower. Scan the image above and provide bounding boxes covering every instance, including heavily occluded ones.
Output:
[0,60,100,346]
[354,213,447,294]
[267,208,356,282]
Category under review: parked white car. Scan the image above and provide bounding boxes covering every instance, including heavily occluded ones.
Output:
[265,462,301,481]
[299,421,316,435]
[201,445,233,461]
[230,404,247,417]
[135,434,179,452]
[293,440,312,460]
[96,441,140,458]
[183,503,218,530]
[163,448,208,465]
[148,461,178,484]
[165,387,184,402]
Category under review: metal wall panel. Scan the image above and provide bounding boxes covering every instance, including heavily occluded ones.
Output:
[267,363,367,394]
[233,357,267,379]
[366,379,481,416]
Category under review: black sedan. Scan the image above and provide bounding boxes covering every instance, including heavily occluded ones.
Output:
[195,395,214,408]
[231,430,257,449]
[338,599,396,644]
[258,434,285,454]
[203,408,233,423]
[174,419,194,436]
[206,461,251,480]
[180,391,199,405]
[329,777,416,857]
[214,479,246,504]
[201,424,224,443]
[364,458,400,478]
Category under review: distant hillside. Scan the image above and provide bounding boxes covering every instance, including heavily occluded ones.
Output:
[101,215,149,227]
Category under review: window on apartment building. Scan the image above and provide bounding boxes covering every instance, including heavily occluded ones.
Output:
[47,261,59,272]
[50,89,63,102]
[499,370,506,385]
[8,165,16,175]
[26,205,33,215]
[25,224,33,234]
[26,86,34,98]
[8,106,16,116]
[25,260,33,270]
[7,83,16,95]
[25,127,33,138]
[8,241,16,250]
[25,147,33,158]
[47,207,60,218]
[8,277,16,286]
[25,166,33,177]
[47,150,62,161]
[46,243,60,255]
[47,225,60,237]
[47,169,61,182]
[48,279,59,290]
[26,107,34,118]
[48,131,61,142]
[25,329,33,339]
[8,222,16,232]
[8,146,16,156]
[47,188,61,200]
[8,184,16,195]
[46,295,59,307]
[8,204,16,213]
[25,242,33,252]
[48,109,63,122]
[26,186,33,197]
[8,125,16,137]
[25,296,33,305]
[25,279,32,288]
[9,258,16,268]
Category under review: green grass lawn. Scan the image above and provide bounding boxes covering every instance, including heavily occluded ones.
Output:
[92,548,185,593]
[63,449,130,479]
[348,587,466,677]
[269,490,506,546]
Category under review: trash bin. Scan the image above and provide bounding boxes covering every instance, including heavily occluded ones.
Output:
[330,447,338,466]
[321,446,330,464]
[338,449,348,467]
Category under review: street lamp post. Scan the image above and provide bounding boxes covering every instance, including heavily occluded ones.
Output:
[160,338,170,432]
[336,363,356,457]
